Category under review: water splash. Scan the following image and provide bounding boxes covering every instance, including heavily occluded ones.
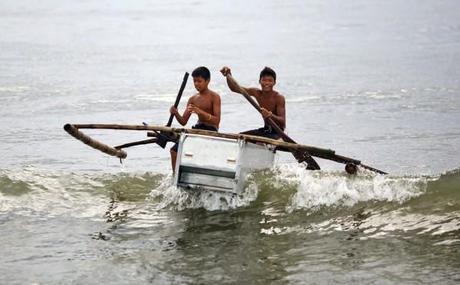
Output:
[273,164,428,212]
[148,174,261,211]
[0,167,163,219]
[262,165,460,241]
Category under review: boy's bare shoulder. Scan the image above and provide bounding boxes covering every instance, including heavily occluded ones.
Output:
[206,90,221,102]
[188,93,199,102]
[208,89,221,98]
[274,90,285,100]
[244,87,261,98]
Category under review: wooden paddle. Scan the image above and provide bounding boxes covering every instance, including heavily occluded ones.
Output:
[109,72,189,150]
[225,74,321,170]
[156,72,189,148]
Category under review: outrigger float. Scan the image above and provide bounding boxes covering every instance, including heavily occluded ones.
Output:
[63,72,386,194]
[63,123,386,194]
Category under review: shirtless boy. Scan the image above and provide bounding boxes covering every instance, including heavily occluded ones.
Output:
[220,66,285,139]
[169,66,221,172]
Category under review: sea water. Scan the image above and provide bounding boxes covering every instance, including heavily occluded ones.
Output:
[1,0,459,284]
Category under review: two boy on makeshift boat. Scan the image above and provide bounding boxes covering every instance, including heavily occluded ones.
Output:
[168,65,285,171]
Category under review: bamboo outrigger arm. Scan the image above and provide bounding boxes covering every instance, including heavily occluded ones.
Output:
[63,124,127,159]
[63,123,387,174]
[146,129,336,158]
[146,128,386,174]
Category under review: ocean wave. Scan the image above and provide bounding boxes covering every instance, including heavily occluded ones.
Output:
[259,165,460,240]
[270,164,429,212]
[0,167,163,218]
[1,166,459,220]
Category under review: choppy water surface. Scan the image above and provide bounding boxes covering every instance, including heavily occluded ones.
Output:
[1,0,459,284]
[1,167,459,284]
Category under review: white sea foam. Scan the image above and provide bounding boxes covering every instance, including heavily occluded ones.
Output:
[273,164,428,212]
[133,93,177,102]
[0,166,109,219]
[286,95,321,103]
[148,174,260,211]
[303,210,460,240]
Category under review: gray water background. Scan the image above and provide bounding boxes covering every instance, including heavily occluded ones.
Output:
[1,0,460,284]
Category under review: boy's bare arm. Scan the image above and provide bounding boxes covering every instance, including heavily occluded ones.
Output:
[170,97,192,126]
[220,67,257,97]
[273,95,286,129]
[209,94,221,127]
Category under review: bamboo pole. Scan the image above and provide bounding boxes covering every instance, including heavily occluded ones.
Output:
[65,123,386,174]
[70,123,335,156]
[147,128,336,158]
[63,124,127,159]
[114,138,157,149]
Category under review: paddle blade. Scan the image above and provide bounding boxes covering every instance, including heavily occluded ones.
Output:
[293,150,321,170]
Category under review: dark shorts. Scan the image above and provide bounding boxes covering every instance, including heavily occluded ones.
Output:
[240,126,281,140]
[170,123,218,152]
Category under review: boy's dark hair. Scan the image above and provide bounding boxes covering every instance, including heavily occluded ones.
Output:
[192,66,211,80]
[259,66,276,82]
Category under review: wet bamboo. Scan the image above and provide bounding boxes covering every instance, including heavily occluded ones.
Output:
[69,123,354,159]
[67,123,386,174]
[68,123,335,156]
[114,138,157,149]
[63,124,127,158]
[146,128,336,158]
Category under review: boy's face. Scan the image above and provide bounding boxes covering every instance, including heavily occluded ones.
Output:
[259,76,275,91]
[193,76,209,92]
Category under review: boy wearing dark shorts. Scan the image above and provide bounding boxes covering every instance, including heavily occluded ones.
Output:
[169,66,221,172]
[220,66,285,140]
